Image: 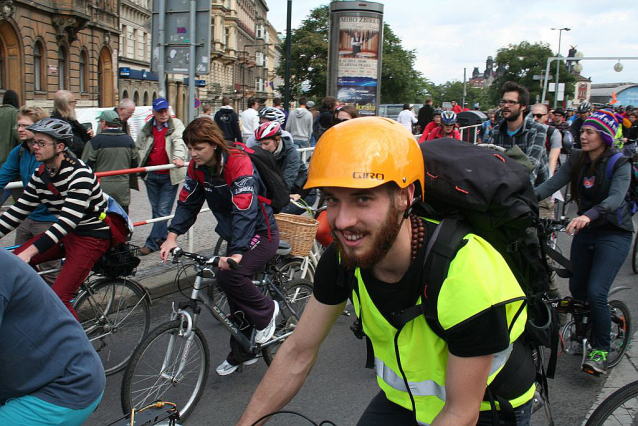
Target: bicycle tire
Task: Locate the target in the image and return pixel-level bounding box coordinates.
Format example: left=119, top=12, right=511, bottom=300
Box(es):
left=73, top=278, right=151, bottom=375
left=277, top=257, right=315, bottom=283
left=121, top=320, right=210, bottom=422
left=262, top=279, right=313, bottom=365
left=585, top=380, right=638, bottom=425
left=608, top=300, right=632, bottom=368
left=632, top=234, right=638, bottom=274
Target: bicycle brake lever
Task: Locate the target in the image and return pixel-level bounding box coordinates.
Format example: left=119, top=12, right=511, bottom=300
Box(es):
left=172, top=247, right=183, bottom=264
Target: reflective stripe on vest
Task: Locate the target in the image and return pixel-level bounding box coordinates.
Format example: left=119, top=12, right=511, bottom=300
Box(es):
left=351, top=233, right=532, bottom=424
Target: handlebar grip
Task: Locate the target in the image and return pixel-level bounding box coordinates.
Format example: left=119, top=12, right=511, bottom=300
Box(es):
left=227, top=258, right=240, bottom=270
left=171, top=247, right=183, bottom=264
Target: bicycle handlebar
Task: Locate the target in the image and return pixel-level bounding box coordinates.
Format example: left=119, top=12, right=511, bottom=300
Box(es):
left=171, top=247, right=240, bottom=270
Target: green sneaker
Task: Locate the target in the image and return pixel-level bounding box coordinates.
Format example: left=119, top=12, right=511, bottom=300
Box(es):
left=582, top=350, right=608, bottom=375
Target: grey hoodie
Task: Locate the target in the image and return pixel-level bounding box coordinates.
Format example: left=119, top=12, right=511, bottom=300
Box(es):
left=285, top=107, right=313, bottom=142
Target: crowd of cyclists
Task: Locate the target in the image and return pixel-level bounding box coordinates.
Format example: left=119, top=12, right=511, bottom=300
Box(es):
left=0, top=79, right=636, bottom=425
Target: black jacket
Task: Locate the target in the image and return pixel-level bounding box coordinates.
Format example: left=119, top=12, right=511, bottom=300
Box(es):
left=418, top=104, right=434, bottom=129
left=51, top=111, right=90, bottom=158
left=214, top=107, right=242, bottom=142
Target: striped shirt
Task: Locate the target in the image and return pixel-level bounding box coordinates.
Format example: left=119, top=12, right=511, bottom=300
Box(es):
left=0, top=153, right=110, bottom=253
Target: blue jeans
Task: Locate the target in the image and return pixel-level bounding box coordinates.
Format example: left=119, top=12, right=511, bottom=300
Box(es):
left=144, top=172, right=178, bottom=250
left=569, top=228, right=632, bottom=352
left=293, top=139, right=310, bottom=149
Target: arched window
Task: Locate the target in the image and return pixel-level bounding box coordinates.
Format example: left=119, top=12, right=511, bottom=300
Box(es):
left=133, top=90, right=139, bottom=105
left=58, top=46, right=68, bottom=90
left=79, top=50, right=88, bottom=93
left=143, top=91, right=149, bottom=105
left=152, top=91, right=157, bottom=101
left=122, top=89, right=129, bottom=99
left=34, top=41, right=44, bottom=91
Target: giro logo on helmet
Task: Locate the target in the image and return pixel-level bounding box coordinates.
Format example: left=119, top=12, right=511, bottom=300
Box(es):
left=352, top=172, right=385, bottom=180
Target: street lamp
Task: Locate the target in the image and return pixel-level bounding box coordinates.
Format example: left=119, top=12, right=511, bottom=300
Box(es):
left=551, top=27, right=570, bottom=108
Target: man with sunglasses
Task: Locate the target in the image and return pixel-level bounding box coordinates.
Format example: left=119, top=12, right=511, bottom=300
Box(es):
left=483, top=81, right=549, bottom=187
left=531, top=104, right=561, bottom=175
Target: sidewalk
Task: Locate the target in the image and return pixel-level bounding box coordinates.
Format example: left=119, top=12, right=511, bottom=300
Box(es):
left=582, top=330, right=638, bottom=424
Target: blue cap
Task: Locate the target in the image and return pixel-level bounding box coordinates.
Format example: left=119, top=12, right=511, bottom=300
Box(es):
left=153, top=97, right=169, bottom=111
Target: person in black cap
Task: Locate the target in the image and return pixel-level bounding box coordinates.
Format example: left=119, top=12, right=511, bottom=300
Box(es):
left=136, top=98, right=187, bottom=255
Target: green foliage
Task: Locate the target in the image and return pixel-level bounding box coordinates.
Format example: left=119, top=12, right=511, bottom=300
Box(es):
left=488, top=41, right=576, bottom=106
left=275, top=5, right=428, bottom=104
left=435, top=81, right=492, bottom=110
left=275, top=5, right=330, bottom=100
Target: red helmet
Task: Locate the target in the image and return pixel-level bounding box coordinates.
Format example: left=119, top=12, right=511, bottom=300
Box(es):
left=255, top=121, right=282, bottom=141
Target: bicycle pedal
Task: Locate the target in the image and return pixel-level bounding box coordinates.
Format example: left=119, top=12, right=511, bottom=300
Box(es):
left=582, top=366, right=602, bottom=377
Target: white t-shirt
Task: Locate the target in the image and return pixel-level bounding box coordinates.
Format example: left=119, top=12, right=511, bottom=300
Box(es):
left=240, top=108, right=260, bottom=139
left=397, top=109, right=417, bottom=132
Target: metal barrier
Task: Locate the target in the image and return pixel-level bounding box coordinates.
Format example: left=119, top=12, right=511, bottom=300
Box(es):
left=3, top=146, right=318, bottom=253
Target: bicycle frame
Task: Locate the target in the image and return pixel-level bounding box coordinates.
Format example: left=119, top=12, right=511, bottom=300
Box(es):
left=164, top=261, right=299, bottom=381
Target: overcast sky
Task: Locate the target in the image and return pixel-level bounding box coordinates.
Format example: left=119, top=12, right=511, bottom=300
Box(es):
left=266, top=0, right=638, bottom=86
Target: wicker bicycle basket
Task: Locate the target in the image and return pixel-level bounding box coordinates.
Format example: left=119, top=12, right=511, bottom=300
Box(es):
left=274, top=213, right=319, bottom=257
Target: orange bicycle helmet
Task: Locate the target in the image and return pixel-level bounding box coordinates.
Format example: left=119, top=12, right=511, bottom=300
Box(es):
left=304, top=117, right=424, bottom=198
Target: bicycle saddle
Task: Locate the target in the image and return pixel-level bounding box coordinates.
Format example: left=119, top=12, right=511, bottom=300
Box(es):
left=277, top=240, right=292, bottom=256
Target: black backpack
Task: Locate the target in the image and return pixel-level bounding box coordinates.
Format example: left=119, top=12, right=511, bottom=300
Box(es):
left=343, top=138, right=571, bottom=422
left=233, top=142, right=290, bottom=213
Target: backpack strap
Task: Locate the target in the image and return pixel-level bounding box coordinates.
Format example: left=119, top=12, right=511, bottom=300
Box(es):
left=390, top=218, right=470, bottom=336
left=38, top=164, right=62, bottom=199
left=605, top=152, right=624, bottom=180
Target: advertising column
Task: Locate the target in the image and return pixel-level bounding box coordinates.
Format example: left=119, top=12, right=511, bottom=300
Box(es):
left=328, top=1, right=383, bottom=116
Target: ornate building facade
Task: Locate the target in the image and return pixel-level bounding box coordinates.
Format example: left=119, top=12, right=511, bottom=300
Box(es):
left=118, top=0, right=157, bottom=106
left=1, top=0, right=119, bottom=109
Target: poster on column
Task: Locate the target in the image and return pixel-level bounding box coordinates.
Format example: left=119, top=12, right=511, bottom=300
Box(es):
left=336, top=16, right=381, bottom=116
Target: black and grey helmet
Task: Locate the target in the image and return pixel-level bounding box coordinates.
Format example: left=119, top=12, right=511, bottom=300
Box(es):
left=27, top=118, right=74, bottom=143
left=577, top=101, right=592, bottom=114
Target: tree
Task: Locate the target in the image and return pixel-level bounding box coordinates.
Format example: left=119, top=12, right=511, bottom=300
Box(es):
left=436, top=81, right=492, bottom=110
left=276, top=6, right=428, bottom=104
left=488, top=41, right=576, bottom=106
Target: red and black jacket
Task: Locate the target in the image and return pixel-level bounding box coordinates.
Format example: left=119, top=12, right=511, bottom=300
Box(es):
left=168, top=149, right=277, bottom=255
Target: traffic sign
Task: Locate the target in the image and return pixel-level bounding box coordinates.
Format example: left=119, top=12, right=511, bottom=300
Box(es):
left=194, top=98, right=200, bottom=109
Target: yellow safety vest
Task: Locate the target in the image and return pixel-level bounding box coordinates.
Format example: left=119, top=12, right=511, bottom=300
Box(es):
left=350, top=233, right=535, bottom=425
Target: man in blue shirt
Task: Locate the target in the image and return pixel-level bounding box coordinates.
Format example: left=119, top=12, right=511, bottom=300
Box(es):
left=0, top=248, right=105, bottom=425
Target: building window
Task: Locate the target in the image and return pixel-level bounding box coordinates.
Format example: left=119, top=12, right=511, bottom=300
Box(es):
left=143, top=91, right=149, bottom=105
left=122, top=90, right=129, bottom=99
left=255, top=51, right=263, bottom=67
left=256, top=24, right=263, bottom=39
left=79, top=50, right=88, bottom=92
left=152, top=91, right=157, bottom=101
left=58, top=46, right=68, bottom=90
left=255, top=77, right=263, bottom=92
left=133, top=90, right=139, bottom=105
left=225, top=28, right=230, bottom=47
left=34, top=41, right=44, bottom=91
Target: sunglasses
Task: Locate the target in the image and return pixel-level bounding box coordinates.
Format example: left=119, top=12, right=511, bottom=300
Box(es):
left=333, top=118, right=349, bottom=124
left=532, top=113, right=546, bottom=119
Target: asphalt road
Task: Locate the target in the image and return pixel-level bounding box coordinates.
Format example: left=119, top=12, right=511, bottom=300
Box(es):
left=85, top=222, right=638, bottom=426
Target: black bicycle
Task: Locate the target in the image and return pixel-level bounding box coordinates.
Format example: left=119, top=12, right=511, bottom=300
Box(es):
left=585, top=379, right=638, bottom=425
left=120, top=245, right=313, bottom=421
left=548, top=288, right=632, bottom=374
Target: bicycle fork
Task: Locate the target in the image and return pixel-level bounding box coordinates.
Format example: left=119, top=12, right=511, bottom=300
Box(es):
left=160, top=304, right=197, bottom=383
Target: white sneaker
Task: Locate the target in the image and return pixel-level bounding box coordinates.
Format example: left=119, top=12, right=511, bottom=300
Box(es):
left=255, top=301, right=279, bottom=344
left=215, top=357, right=259, bottom=376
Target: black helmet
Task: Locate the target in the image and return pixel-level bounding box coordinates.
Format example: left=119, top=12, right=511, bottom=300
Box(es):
left=433, top=109, right=442, bottom=116
left=27, top=118, right=74, bottom=144
left=577, top=101, right=591, bottom=113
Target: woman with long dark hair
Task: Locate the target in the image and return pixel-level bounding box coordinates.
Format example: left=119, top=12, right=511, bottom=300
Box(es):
left=535, top=110, right=633, bottom=375
left=159, top=118, right=280, bottom=376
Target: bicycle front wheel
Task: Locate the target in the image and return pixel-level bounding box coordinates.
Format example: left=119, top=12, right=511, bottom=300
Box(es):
left=585, top=380, right=638, bottom=425
left=608, top=300, right=632, bottom=368
left=73, top=278, right=151, bottom=375
left=278, top=257, right=315, bottom=283
left=262, top=279, right=313, bottom=365
left=121, top=320, right=210, bottom=422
